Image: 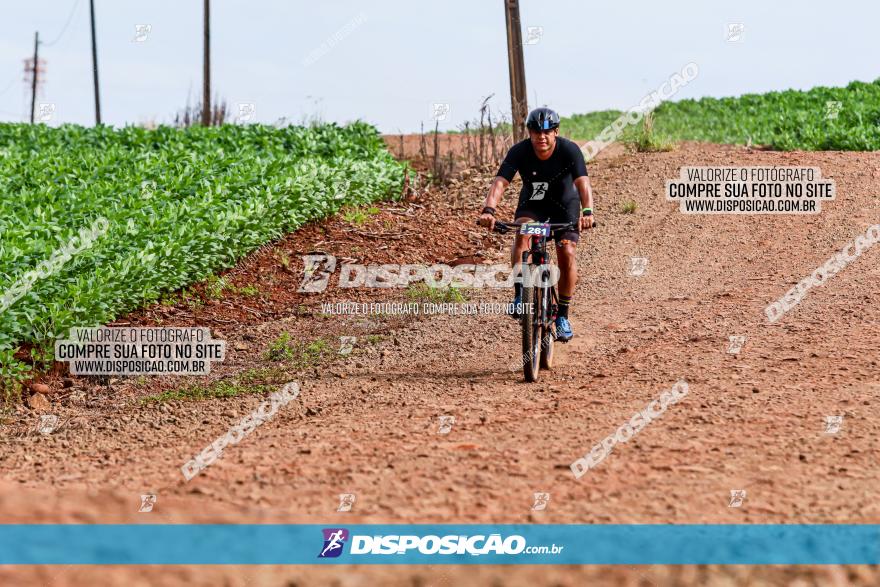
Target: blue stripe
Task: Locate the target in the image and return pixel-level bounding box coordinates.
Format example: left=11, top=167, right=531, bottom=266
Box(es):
left=1, top=524, right=878, bottom=564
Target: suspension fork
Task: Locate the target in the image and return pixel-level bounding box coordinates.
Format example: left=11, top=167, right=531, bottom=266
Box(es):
left=520, top=238, right=546, bottom=289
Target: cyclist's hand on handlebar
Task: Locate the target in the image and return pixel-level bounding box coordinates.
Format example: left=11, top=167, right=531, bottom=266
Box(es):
left=579, top=215, right=596, bottom=231
left=478, top=213, right=496, bottom=232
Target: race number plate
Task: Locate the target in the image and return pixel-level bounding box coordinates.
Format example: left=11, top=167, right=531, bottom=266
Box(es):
left=519, top=223, right=551, bottom=237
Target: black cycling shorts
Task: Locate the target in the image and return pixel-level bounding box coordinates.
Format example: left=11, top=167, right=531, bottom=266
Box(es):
left=514, top=196, right=580, bottom=244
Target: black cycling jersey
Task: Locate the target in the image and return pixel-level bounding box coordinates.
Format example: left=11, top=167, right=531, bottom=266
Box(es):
left=497, top=137, right=588, bottom=243
left=496, top=137, right=588, bottom=206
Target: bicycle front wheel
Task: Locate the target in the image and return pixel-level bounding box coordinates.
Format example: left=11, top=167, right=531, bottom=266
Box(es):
left=521, top=282, right=541, bottom=382
left=540, top=285, right=555, bottom=369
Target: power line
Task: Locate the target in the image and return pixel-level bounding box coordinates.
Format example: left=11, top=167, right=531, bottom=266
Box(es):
left=42, top=0, right=83, bottom=47
left=0, top=76, right=18, bottom=99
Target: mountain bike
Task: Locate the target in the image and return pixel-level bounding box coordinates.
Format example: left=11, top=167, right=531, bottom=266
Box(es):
left=486, top=220, right=594, bottom=382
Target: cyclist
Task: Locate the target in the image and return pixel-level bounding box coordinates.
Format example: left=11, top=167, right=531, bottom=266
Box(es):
left=478, top=107, right=595, bottom=342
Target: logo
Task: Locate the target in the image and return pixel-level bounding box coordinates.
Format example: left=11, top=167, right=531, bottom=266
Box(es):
left=530, top=182, right=548, bottom=201
left=339, top=336, right=356, bottom=355
left=824, top=415, right=843, bottom=434
left=138, top=494, right=157, bottom=512
left=525, top=26, right=543, bottom=45
left=38, top=103, right=55, bottom=122
left=727, top=335, right=746, bottom=355
left=132, top=24, right=152, bottom=42
left=140, top=179, right=157, bottom=200
left=728, top=489, right=746, bottom=508
left=336, top=493, right=357, bottom=512
left=296, top=254, right=551, bottom=292
left=825, top=101, right=842, bottom=120
left=336, top=493, right=356, bottom=512
left=37, top=414, right=58, bottom=435
left=531, top=492, right=550, bottom=511
left=298, top=254, right=337, bottom=292
left=237, top=103, right=256, bottom=123
left=726, top=23, right=744, bottom=42
left=629, top=256, right=648, bottom=276
left=438, top=415, right=455, bottom=434
left=431, top=103, right=450, bottom=121
left=319, top=528, right=349, bottom=558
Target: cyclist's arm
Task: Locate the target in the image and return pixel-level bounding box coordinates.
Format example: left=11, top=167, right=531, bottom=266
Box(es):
left=569, top=140, right=595, bottom=226
left=483, top=176, right=509, bottom=210
left=478, top=177, right=509, bottom=229
left=574, top=176, right=594, bottom=211
left=480, top=145, right=519, bottom=228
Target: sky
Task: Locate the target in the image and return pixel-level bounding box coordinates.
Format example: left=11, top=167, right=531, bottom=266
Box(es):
left=0, top=0, right=876, bottom=133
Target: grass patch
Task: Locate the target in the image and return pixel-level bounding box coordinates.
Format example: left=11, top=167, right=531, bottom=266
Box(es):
left=141, top=379, right=271, bottom=403
left=204, top=275, right=228, bottom=299
left=264, top=333, right=334, bottom=367
left=141, top=362, right=297, bottom=404
left=238, top=366, right=292, bottom=385
left=629, top=113, right=674, bottom=153
left=236, top=284, right=260, bottom=297
left=274, top=250, right=291, bottom=270
left=203, top=275, right=259, bottom=299
left=620, top=200, right=638, bottom=214
left=342, top=205, right=381, bottom=225
left=405, top=283, right=467, bottom=303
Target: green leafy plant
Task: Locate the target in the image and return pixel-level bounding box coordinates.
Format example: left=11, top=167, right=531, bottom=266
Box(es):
left=0, top=349, right=31, bottom=409
left=265, top=332, right=295, bottom=361
left=0, top=121, right=407, bottom=383
left=562, top=78, right=880, bottom=151
left=620, top=200, right=638, bottom=214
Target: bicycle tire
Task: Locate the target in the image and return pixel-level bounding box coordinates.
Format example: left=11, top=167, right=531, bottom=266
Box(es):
left=540, top=284, right=555, bottom=369
left=521, top=282, right=541, bottom=382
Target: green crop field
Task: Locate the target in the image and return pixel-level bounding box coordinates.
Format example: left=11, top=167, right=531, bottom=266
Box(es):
left=0, top=122, right=406, bottom=384
left=562, top=79, right=880, bottom=151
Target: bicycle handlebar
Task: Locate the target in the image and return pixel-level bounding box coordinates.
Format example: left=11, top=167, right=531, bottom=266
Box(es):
left=475, top=219, right=599, bottom=233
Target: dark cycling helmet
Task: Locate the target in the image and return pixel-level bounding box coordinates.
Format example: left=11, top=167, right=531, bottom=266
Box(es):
left=525, top=107, right=560, bottom=131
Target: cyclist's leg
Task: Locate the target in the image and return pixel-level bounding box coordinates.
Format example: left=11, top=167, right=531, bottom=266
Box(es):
left=511, top=203, right=542, bottom=289
left=556, top=239, right=578, bottom=300
left=551, top=196, right=580, bottom=300
left=550, top=198, right=580, bottom=339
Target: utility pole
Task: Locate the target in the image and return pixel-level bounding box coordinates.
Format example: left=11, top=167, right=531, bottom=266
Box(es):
left=503, top=0, right=528, bottom=142
left=201, top=0, right=211, bottom=126
left=89, top=0, right=101, bottom=124
left=29, top=31, right=39, bottom=124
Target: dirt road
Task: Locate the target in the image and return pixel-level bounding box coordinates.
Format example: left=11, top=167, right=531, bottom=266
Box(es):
left=2, top=142, right=879, bottom=586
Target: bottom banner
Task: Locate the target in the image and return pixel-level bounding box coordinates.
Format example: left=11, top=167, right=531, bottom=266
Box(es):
left=1, top=524, right=878, bottom=564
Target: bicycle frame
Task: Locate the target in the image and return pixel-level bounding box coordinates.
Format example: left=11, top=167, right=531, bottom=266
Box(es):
left=489, top=220, right=575, bottom=382
left=520, top=228, right=559, bottom=328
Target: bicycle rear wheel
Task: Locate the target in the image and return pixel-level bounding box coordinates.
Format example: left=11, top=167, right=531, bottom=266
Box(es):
left=521, top=282, right=541, bottom=382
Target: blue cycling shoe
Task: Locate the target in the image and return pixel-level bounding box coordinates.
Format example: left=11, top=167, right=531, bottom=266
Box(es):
left=554, top=316, right=573, bottom=342
left=508, top=294, right=523, bottom=319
